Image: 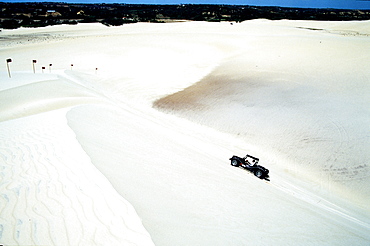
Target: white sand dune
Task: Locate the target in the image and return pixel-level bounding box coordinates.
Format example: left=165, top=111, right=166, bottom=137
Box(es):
left=154, top=20, right=370, bottom=211
left=0, top=109, right=155, bottom=245
left=0, top=21, right=369, bottom=245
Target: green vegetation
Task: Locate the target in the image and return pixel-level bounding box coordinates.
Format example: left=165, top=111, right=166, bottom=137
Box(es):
left=1, top=2, right=369, bottom=29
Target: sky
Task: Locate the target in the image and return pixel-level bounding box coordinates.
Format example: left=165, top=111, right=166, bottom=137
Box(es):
left=5, top=0, right=370, bottom=9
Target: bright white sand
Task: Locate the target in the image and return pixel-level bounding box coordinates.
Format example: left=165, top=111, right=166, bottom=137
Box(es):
left=0, top=20, right=369, bottom=245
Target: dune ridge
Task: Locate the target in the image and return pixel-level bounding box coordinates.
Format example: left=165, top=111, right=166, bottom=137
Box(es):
left=0, top=20, right=369, bottom=245
left=0, top=74, right=106, bottom=122
left=0, top=108, right=155, bottom=245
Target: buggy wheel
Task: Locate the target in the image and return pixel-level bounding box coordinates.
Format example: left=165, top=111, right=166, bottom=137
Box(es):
left=254, top=170, right=263, bottom=178
left=231, top=159, right=239, bottom=167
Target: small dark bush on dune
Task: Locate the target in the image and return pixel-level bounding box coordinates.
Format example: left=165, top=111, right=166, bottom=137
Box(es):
left=0, top=19, right=21, bottom=29
left=101, top=17, right=137, bottom=26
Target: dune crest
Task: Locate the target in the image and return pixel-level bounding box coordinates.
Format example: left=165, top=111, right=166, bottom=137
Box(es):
left=1, top=20, right=369, bottom=245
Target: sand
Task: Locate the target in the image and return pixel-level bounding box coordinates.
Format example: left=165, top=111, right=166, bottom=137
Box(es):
left=0, top=20, right=369, bottom=245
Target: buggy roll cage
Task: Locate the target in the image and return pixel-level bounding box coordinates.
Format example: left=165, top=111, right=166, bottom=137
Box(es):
left=244, top=155, right=259, bottom=164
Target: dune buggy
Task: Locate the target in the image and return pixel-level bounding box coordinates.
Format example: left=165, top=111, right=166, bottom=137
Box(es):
left=229, top=154, right=269, bottom=180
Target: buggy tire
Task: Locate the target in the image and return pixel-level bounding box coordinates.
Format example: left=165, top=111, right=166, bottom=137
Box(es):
left=254, top=170, right=263, bottom=178
left=231, top=159, right=239, bottom=167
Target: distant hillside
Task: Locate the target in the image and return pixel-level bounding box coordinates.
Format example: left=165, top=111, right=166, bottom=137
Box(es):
left=1, top=2, right=369, bottom=29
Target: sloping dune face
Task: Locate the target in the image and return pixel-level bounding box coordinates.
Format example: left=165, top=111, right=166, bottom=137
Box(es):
left=155, top=20, right=370, bottom=210
left=0, top=74, right=155, bottom=244
left=0, top=20, right=369, bottom=246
